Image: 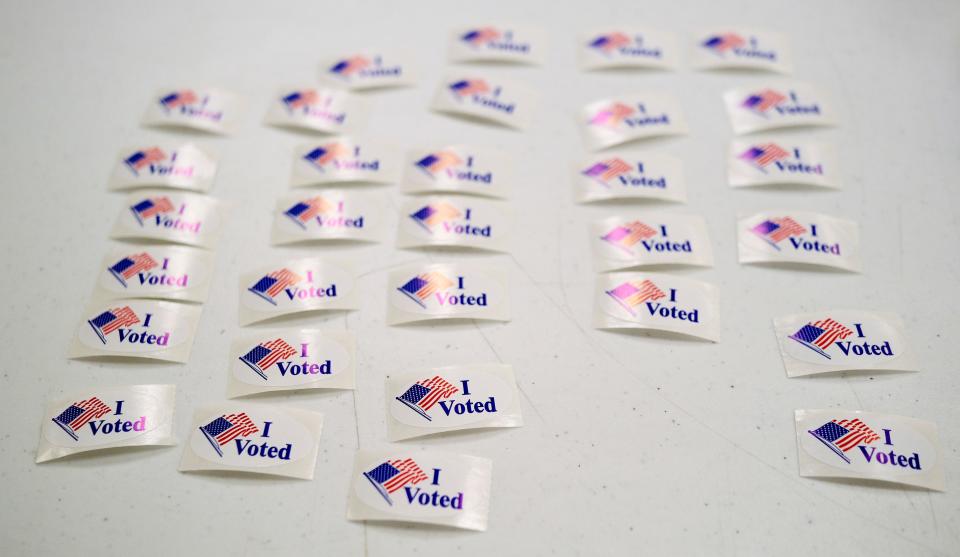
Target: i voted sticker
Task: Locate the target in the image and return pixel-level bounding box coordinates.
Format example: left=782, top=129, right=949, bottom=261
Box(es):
left=397, top=197, right=511, bottom=252
left=265, top=87, right=365, bottom=135
left=691, top=29, right=791, bottom=74
left=448, top=24, right=545, bottom=65
left=319, top=51, right=415, bottom=90
left=290, top=138, right=399, bottom=187
left=724, top=83, right=834, bottom=135
left=387, top=262, right=510, bottom=325
left=402, top=145, right=511, bottom=199
left=795, top=410, right=945, bottom=491
left=347, top=449, right=493, bottom=531
left=108, top=143, right=217, bottom=192
left=69, top=300, right=202, bottom=363
left=592, top=215, right=713, bottom=272
left=594, top=272, right=720, bottom=342
left=431, top=74, right=538, bottom=130
left=179, top=403, right=324, bottom=480
left=228, top=330, right=355, bottom=398
left=36, top=384, right=177, bottom=463
left=580, top=94, right=687, bottom=151
left=575, top=152, right=686, bottom=204
left=94, top=245, right=214, bottom=303
left=111, top=190, right=225, bottom=249
left=738, top=211, right=861, bottom=272
left=579, top=28, right=678, bottom=71
left=143, top=88, right=242, bottom=135
left=387, top=364, right=522, bottom=442
left=239, top=258, right=358, bottom=325
left=729, top=140, right=840, bottom=189
left=271, top=190, right=384, bottom=245
left=774, top=311, right=919, bottom=377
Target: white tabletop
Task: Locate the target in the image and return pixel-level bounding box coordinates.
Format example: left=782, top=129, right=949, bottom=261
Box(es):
left=2, top=1, right=958, bottom=555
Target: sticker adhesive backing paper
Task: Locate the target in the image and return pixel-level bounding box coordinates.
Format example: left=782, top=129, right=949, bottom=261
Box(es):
left=580, top=94, right=687, bottom=151
left=591, top=214, right=714, bottom=272
left=110, top=190, right=225, bottom=249
left=593, top=272, right=720, bottom=341
left=36, top=384, right=177, bottom=463
left=579, top=28, right=678, bottom=71
left=774, top=311, right=919, bottom=377
left=795, top=409, right=945, bottom=491
left=239, top=258, right=358, bottom=325
left=179, top=403, right=324, bottom=480
left=575, top=152, right=687, bottom=204
left=94, top=245, right=215, bottom=303
left=729, top=140, right=840, bottom=189
left=347, top=449, right=493, bottom=531
left=397, top=196, right=512, bottom=252
left=402, top=145, right=511, bottom=199
left=387, top=262, right=511, bottom=325
left=108, top=143, right=217, bottom=192
left=738, top=210, right=861, bottom=272
left=142, top=88, right=242, bottom=135
left=724, top=82, right=834, bottom=134
left=431, top=74, right=538, bottom=130
left=386, top=364, right=523, bottom=441
left=271, top=190, right=385, bottom=245
left=228, top=329, right=356, bottom=398
left=69, top=300, right=202, bottom=363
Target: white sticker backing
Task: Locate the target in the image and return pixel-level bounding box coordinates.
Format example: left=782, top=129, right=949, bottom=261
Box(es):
left=691, top=30, right=792, bottom=74
left=142, top=88, right=242, bottom=135
left=729, top=140, right=840, bottom=189
left=431, top=74, right=538, bottom=130
left=592, top=215, right=713, bottom=272
left=179, top=403, right=324, bottom=480
left=448, top=25, right=545, bottom=65
left=94, top=245, right=215, bottom=303
left=397, top=197, right=511, bottom=253
left=575, top=152, right=686, bottom=204
left=387, top=364, right=523, bottom=442
left=110, top=190, right=225, bottom=249
left=579, top=28, right=678, bottom=71
left=795, top=409, right=945, bottom=491
left=402, top=145, right=511, bottom=199
left=348, top=449, right=493, bottom=531
left=580, top=94, right=687, bottom=151
left=594, top=272, right=720, bottom=342
left=108, top=143, right=217, bottom=192
left=228, top=329, right=356, bottom=398
left=290, top=138, right=399, bottom=187
left=319, top=51, right=416, bottom=90
left=271, top=190, right=384, bottom=245
left=36, top=384, right=177, bottom=463
left=724, top=83, right=835, bottom=135
left=387, top=262, right=511, bottom=325
left=68, top=300, right=202, bottom=363
left=265, top=87, right=365, bottom=135
left=239, top=258, right=358, bottom=325
left=773, top=311, right=919, bottom=377
left=738, top=211, right=861, bottom=272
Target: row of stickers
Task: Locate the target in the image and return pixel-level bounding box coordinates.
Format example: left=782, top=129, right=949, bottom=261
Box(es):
left=140, top=82, right=831, bottom=137
left=110, top=139, right=838, bottom=198
left=36, top=383, right=945, bottom=534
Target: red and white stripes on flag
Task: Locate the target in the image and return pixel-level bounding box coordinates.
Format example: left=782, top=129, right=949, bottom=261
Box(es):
left=832, top=418, right=880, bottom=452
left=416, top=376, right=459, bottom=411
left=767, top=217, right=806, bottom=242
left=69, top=397, right=112, bottom=430
left=215, top=413, right=259, bottom=446
left=810, top=318, right=853, bottom=349
left=382, top=458, right=429, bottom=493
left=265, top=269, right=303, bottom=297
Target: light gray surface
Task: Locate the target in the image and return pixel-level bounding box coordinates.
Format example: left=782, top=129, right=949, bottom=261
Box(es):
left=2, top=1, right=958, bottom=555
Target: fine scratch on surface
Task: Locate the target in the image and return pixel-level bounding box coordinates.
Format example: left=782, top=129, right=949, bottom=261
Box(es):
left=472, top=320, right=545, bottom=423
left=346, top=312, right=368, bottom=557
